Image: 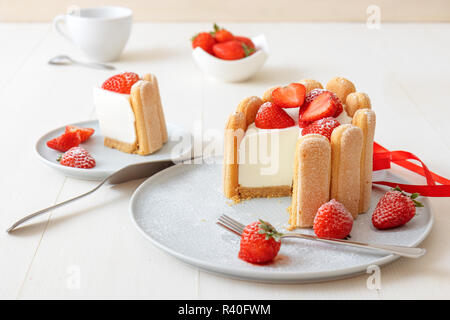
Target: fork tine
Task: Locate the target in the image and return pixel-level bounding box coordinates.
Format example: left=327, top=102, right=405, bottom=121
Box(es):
left=219, top=215, right=245, bottom=233
left=221, top=214, right=246, bottom=231
left=216, top=221, right=242, bottom=236
left=218, top=216, right=245, bottom=235
left=218, top=217, right=243, bottom=234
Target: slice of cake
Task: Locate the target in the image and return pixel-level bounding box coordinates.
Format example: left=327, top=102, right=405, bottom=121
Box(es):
left=223, top=76, right=376, bottom=229
left=94, top=72, right=168, bottom=155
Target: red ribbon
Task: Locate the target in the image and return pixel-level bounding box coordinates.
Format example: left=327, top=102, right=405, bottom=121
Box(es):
left=372, top=142, right=450, bottom=196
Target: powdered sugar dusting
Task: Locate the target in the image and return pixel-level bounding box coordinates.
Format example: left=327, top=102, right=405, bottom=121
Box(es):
left=131, top=162, right=432, bottom=282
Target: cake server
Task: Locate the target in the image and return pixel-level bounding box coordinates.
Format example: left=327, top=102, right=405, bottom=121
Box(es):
left=217, top=214, right=426, bottom=259
left=6, top=158, right=195, bottom=233
left=48, top=55, right=116, bottom=70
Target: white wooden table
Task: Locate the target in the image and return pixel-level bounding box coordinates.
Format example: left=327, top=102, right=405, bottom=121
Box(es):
left=1, top=22, right=449, bottom=299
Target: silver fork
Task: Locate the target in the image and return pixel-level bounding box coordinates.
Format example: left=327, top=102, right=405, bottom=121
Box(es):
left=217, top=214, right=426, bottom=258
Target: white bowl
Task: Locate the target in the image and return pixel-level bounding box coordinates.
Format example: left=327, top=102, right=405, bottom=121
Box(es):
left=192, top=34, right=269, bottom=82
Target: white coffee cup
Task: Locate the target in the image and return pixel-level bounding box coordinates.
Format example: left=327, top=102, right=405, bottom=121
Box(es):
left=53, top=6, right=133, bottom=62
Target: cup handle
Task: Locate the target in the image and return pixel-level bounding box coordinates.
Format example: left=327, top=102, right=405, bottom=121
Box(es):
left=53, top=14, right=73, bottom=43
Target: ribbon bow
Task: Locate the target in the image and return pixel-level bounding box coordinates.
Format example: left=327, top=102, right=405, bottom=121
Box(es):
left=372, top=142, right=450, bottom=197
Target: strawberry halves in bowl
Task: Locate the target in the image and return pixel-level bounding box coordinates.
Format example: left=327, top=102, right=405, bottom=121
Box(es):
left=192, top=34, right=269, bottom=82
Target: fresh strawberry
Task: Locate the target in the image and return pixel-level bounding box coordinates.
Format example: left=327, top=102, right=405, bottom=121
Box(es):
left=235, top=36, right=255, bottom=49
left=304, top=89, right=343, bottom=117
left=271, top=83, right=306, bottom=108
left=212, top=40, right=254, bottom=60
left=57, top=146, right=96, bottom=169
left=313, top=199, right=354, bottom=239
left=255, top=102, right=295, bottom=129
left=65, top=125, right=95, bottom=143
left=212, top=23, right=234, bottom=43
left=192, top=32, right=216, bottom=55
left=239, top=220, right=282, bottom=264
left=372, top=186, right=423, bottom=230
left=300, top=91, right=339, bottom=122
left=302, top=117, right=340, bottom=140
left=46, top=131, right=81, bottom=152
left=101, top=72, right=140, bottom=94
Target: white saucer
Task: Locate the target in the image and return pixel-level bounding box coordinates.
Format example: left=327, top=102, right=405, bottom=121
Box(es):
left=36, top=120, right=192, bottom=181
left=130, top=162, right=433, bottom=283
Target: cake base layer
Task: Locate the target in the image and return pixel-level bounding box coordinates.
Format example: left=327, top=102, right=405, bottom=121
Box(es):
left=238, top=185, right=292, bottom=199
left=104, top=137, right=137, bottom=154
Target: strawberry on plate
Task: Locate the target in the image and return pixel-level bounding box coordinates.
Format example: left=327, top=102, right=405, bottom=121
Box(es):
left=46, top=131, right=81, bottom=152
left=300, top=90, right=340, bottom=122
left=212, top=23, right=234, bottom=43
left=212, top=40, right=255, bottom=60
left=302, top=117, right=340, bottom=141
left=234, top=36, right=255, bottom=49
left=65, top=125, right=95, bottom=143
left=192, top=32, right=216, bottom=55
left=255, top=102, right=295, bottom=129
left=239, top=219, right=282, bottom=264
left=101, top=72, right=140, bottom=94
left=313, top=199, right=353, bottom=239
left=57, top=146, right=96, bottom=169
left=372, top=186, right=423, bottom=230
left=271, top=83, right=306, bottom=108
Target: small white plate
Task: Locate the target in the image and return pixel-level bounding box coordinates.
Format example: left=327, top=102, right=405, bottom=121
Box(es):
left=36, top=120, right=192, bottom=181
left=130, top=162, right=433, bottom=283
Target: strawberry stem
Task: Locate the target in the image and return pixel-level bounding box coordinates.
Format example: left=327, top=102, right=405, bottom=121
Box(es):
left=257, top=219, right=283, bottom=241
left=242, top=43, right=255, bottom=57
left=393, top=186, right=424, bottom=207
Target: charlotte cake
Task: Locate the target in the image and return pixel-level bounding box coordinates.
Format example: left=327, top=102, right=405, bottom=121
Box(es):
left=223, top=76, right=376, bottom=229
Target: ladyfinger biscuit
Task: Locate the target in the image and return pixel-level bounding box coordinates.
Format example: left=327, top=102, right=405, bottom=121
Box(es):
left=299, top=79, right=323, bottom=94
left=141, top=73, right=168, bottom=143
left=330, top=124, right=363, bottom=219
left=223, top=112, right=246, bottom=199
left=289, top=134, right=331, bottom=229
left=326, top=77, right=356, bottom=105
left=352, top=109, right=376, bottom=213
left=262, top=86, right=280, bottom=102
left=236, top=96, right=263, bottom=128
left=346, top=92, right=371, bottom=117
left=130, top=81, right=165, bottom=155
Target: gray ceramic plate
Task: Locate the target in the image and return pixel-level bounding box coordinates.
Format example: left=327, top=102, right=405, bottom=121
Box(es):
left=130, top=163, right=433, bottom=283
left=36, top=120, right=192, bottom=181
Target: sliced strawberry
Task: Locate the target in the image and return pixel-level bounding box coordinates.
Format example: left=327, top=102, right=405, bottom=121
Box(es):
left=255, top=102, right=295, bottom=129
left=298, top=105, right=311, bottom=128
left=302, top=117, right=340, bottom=141
left=101, top=72, right=139, bottom=94
left=271, top=83, right=306, bottom=109
left=47, top=131, right=81, bottom=152
left=304, top=88, right=343, bottom=118
left=300, top=91, right=338, bottom=122
left=65, top=125, right=95, bottom=143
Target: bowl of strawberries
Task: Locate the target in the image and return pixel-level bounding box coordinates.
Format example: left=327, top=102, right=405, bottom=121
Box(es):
left=191, top=24, right=268, bottom=82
